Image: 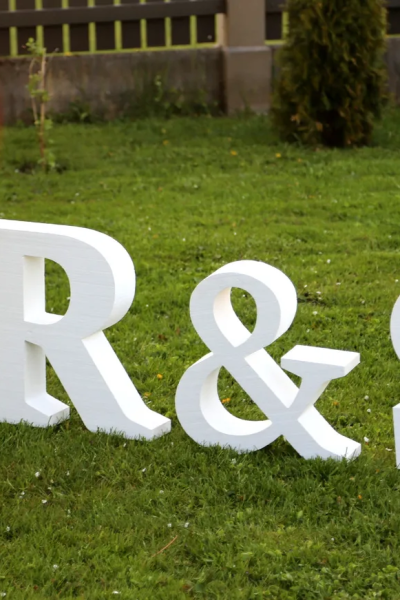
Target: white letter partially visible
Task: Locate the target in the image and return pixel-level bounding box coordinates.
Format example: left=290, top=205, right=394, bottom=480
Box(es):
left=0, top=219, right=171, bottom=440
left=391, top=297, right=400, bottom=467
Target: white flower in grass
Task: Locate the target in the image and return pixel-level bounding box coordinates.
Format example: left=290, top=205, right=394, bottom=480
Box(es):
left=184, top=522, right=190, bottom=528
left=364, top=437, right=370, bottom=443
left=112, top=592, right=121, bottom=595
left=167, top=523, right=172, bottom=528
left=141, top=468, right=146, bottom=473
left=42, top=499, right=47, bottom=504
left=367, top=409, right=371, bottom=414
left=386, top=448, right=393, bottom=452
left=364, top=396, right=369, bottom=400
left=6, top=526, right=10, bottom=532
left=313, top=311, right=318, bottom=316
left=327, top=259, right=331, bottom=264
left=35, top=472, right=41, bottom=478
left=53, top=564, right=59, bottom=570
left=159, top=490, right=164, bottom=494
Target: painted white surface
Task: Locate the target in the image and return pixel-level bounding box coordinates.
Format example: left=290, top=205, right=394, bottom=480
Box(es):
left=390, top=298, right=400, bottom=467
left=0, top=219, right=170, bottom=439
left=176, top=260, right=361, bottom=460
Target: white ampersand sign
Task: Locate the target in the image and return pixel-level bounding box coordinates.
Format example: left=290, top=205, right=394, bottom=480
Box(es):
left=176, top=261, right=361, bottom=460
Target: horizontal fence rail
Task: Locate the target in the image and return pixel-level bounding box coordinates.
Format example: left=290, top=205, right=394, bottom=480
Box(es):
left=264, top=0, right=400, bottom=41
left=0, top=0, right=225, bottom=56
left=0, top=0, right=225, bottom=27
left=0, top=0, right=400, bottom=57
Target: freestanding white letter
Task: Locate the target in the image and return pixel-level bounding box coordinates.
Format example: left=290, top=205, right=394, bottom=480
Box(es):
left=0, top=219, right=170, bottom=439
left=391, top=297, right=400, bottom=467
left=176, top=261, right=361, bottom=460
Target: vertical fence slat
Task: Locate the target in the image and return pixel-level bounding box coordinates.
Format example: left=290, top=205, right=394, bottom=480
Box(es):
left=170, top=0, right=190, bottom=46
left=69, top=0, right=89, bottom=51
left=146, top=0, right=165, bottom=47
left=0, top=0, right=10, bottom=57
left=43, top=0, right=63, bottom=53
left=95, top=0, right=115, bottom=50
left=16, top=0, right=36, bottom=54
left=388, top=8, right=400, bottom=35
left=197, top=15, right=215, bottom=43
left=121, top=0, right=140, bottom=48
left=266, top=11, right=282, bottom=41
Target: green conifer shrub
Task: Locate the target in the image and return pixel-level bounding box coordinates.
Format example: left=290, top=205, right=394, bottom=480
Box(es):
left=271, top=0, right=387, bottom=147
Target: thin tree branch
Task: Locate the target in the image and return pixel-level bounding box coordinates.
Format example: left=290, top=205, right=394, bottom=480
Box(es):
left=150, top=535, right=178, bottom=558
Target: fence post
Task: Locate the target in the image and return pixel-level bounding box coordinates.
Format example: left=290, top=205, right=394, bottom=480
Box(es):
left=219, top=0, right=271, bottom=115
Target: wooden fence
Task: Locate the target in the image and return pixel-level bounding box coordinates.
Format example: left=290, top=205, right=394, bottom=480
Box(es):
left=0, top=0, right=400, bottom=57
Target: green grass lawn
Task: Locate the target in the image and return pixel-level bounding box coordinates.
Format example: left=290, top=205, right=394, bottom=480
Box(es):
left=2, top=112, right=400, bottom=599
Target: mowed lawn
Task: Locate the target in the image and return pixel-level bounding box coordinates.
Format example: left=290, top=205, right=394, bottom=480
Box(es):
left=1, top=112, right=400, bottom=599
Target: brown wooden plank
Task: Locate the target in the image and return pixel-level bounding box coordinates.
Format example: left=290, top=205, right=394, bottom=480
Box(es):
left=171, top=16, right=190, bottom=45
left=388, top=8, right=400, bottom=34
left=1, top=1, right=226, bottom=28
left=197, top=14, right=215, bottom=43
left=0, top=29, right=10, bottom=57
left=95, top=0, right=115, bottom=50
left=43, top=0, right=63, bottom=53
left=0, top=0, right=10, bottom=57
left=121, top=0, right=140, bottom=48
left=146, top=0, right=165, bottom=47
left=16, top=0, right=36, bottom=55
left=266, top=0, right=285, bottom=13
left=121, top=20, right=140, bottom=48
left=69, top=0, right=89, bottom=52
left=170, top=0, right=190, bottom=46
left=266, top=12, right=282, bottom=40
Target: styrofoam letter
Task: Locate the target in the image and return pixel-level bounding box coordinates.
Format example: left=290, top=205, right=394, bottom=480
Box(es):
left=0, top=219, right=170, bottom=439
left=390, top=297, right=400, bottom=467
left=176, top=261, right=361, bottom=459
